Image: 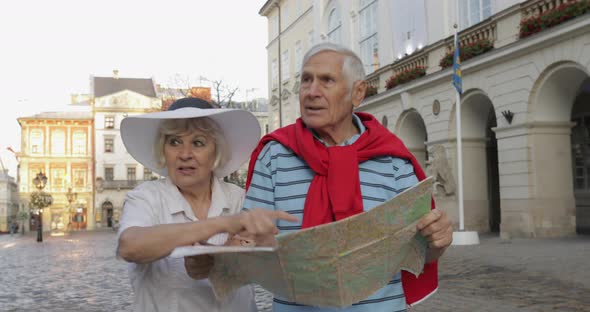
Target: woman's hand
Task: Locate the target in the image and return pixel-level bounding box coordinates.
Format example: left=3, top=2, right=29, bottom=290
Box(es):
left=184, top=254, right=214, bottom=280
left=225, top=232, right=277, bottom=247
left=223, top=208, right=299, bottom=237
left=185, top=209, right=298, bottom=280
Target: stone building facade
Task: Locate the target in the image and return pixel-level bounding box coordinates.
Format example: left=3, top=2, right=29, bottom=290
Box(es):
left=91, top=71, right=161, bottom=229
left=260, top=0, right=590, bottom=237
left=17, top=112, right=94, bottom=233
left=0, top=169, right=19, bottom=232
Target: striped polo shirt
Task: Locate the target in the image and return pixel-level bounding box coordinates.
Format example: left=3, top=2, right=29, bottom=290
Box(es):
left=243, top=114, right=418, bottom=312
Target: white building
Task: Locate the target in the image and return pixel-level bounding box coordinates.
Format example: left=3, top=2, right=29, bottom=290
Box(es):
left=91, top=71, right=161, bottom=229
left=0, top=168, right=19, bottom=233
left=221, top=97, right=270, bottom=186
left=260, top=0, right=590, bottom=237
left=246, top=97, right=271, bottom=136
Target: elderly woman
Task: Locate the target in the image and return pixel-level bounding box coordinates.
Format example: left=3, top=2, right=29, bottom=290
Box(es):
left=117, top=98, right=297, bottom=312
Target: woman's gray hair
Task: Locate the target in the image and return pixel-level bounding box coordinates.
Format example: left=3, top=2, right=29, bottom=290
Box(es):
left=154, top=117, right=229, bottom=171
left=301, top=42, right=366, bottom=89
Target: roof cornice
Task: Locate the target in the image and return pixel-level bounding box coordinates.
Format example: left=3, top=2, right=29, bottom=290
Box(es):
left=259, top=0, right=277, bottom=16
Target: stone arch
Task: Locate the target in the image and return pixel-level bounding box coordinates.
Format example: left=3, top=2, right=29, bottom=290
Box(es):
left=450, top=89, right=496, bottom=139
left=449, top=88, right=499, bottom=233
left=529, top=61, right=589, bottom=122
left=528, top=61, right=590, bottom=234
left=395, top=108, right=427, bottom=169
left=517, top=61, right=589, bottom=236
left=101, top=200, right=114, bottom=228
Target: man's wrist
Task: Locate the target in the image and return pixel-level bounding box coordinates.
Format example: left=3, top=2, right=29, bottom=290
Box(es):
left=425, top=246, right=447, bottom=263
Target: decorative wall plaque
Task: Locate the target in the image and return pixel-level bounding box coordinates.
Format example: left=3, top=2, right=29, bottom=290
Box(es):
left=432, top=99, right=440, bottom=116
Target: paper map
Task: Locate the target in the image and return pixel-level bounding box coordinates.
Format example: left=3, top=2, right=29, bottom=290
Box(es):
left=170, top=177, right=432, bottom=308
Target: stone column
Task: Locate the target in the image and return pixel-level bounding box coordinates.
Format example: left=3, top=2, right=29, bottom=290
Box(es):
left=460, top=138, right=490, bottom=232
left=427, top=138, right=491, bottom=233
left=495, top=122, right=576, bottom=238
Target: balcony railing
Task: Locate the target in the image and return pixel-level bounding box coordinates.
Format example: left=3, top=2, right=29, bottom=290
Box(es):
left=521, top=0, right=579, bottom=19
left=365, top=50, right=428, bottom=92
left=366, top=74, right=380, bottom=92
left=364, top=2, right=507, bottom=95
left=445, top=19, right=497, bottom=52
left=392, top=52, right=428, bottom=76
left=101, top=180, right=139, bottom=190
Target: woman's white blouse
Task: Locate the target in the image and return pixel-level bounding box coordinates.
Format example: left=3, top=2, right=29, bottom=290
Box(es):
left=117, top=177, right=257, bottom=312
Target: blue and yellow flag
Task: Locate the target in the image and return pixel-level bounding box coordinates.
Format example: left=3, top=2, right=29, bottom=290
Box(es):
left=452, top=38, right=462, bottom=94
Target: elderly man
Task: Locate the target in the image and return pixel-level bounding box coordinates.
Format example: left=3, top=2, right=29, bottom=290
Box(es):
left=244, top=42, right=453, bottom=311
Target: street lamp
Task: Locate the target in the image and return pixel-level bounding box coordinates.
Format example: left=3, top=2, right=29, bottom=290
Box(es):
left=65, top=187, right=77, bottom=232
left=31, top=171, right=52, bottom=242
left=33, top=171, right=47, bottom=191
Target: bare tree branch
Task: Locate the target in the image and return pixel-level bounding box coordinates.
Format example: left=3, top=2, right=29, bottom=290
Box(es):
left=212, top=80, right=224, bottom=106
left=225, top=86, right=239, bottom=108
left=212, top=80, right=239, bottom=108
left=168, top=74, right=191, bottom=96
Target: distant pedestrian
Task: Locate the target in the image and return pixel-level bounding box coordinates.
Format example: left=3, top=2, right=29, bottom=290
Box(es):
left=9, top=221, right=16, bottom=236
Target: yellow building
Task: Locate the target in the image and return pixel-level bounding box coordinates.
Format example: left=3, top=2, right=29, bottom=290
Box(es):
left=17, top=112, right=94, bottom=233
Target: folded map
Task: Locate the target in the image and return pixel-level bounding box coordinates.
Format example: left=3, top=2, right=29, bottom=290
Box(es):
left=170, top=177, right=433, bottom=308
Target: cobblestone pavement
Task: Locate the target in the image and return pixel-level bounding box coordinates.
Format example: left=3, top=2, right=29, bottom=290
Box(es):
left=410, top=234, right=590, bottom=312
left=0, top=231, right=588, bottom=312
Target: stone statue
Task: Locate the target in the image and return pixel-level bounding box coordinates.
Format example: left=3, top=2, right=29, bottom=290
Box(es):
left=425, top=145, right=456, bottom=196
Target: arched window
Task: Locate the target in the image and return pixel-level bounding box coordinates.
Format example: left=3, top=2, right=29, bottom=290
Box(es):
left=359, top=0, right=379, bottom=73
left=327, top=8, right=341, bottom=44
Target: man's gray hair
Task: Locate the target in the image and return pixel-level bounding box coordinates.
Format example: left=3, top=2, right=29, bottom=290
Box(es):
left=301, top=42, right=366, bottom=89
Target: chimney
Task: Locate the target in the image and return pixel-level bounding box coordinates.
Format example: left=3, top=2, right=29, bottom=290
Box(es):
left=113, top=69, right=119, bottom=79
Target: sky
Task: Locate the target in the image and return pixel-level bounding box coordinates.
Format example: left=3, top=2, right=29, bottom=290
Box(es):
left=0, top=0, right=269, bottom=177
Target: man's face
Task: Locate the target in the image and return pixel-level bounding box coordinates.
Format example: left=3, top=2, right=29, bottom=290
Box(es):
left=299, top=51, right=354, bottom=132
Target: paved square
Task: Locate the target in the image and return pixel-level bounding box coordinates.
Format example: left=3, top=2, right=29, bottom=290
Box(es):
left=0, top=231, right=588, bottom=311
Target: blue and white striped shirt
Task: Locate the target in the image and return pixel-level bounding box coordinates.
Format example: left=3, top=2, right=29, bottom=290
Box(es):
left=243, top=115, right=418, bottom=312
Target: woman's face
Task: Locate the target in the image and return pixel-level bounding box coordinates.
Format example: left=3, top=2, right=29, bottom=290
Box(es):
left=163, top=128, right=216, bottom=191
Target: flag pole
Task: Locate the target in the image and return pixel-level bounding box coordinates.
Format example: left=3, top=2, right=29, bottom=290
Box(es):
left=454, top=28, right=465, bottom=232
left=451, top=0, right=479, bottom=245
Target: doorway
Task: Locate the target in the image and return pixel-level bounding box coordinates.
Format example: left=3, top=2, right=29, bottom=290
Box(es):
left=486, top=108, right=500, bottom=232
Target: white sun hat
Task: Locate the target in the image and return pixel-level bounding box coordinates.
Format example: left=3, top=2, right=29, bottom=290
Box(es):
left=120, top=98, right=261, bottom=178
